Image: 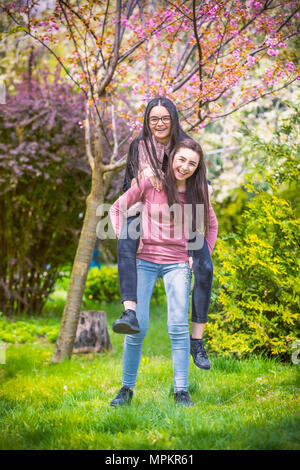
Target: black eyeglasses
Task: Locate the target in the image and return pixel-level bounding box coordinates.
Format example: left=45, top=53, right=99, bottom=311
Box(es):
left=149, top=116, right=171, bottom=125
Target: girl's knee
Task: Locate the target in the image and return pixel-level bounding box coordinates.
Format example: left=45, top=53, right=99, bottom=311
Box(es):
left=126, top=328, right=148, bottom=344
left=194, top=259, right=213, bottom=278
left=167, top=323, right=189, bottom=337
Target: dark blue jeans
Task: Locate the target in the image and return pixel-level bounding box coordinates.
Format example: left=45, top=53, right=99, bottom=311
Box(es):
left=117, top=216, right=213, bottom=323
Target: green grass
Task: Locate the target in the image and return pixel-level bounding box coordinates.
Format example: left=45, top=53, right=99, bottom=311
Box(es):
left=0, top=292, right=299, bottom=450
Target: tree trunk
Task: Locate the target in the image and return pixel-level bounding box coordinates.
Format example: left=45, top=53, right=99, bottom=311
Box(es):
left=51, top=191, right=103, bottom=363
left=73, top=310, right=112, bottom=353
left=52, top=117, right=104, bottom=363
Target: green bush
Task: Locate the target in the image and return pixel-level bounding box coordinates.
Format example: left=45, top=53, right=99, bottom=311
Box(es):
left=84, top=267, right=166, bottom=304
left=0, top=319, right=59, bottom=344
left=205, top=106, right=300, bottom=359
left=0, top=70, right=90, bottom=316
left=213, top=187, right=249, bottom=236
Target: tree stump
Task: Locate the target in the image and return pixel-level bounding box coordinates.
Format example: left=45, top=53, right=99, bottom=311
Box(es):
left=73, top=310, right=113, bottom=353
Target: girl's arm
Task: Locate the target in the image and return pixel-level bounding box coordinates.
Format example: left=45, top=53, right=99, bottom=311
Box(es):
left=205, top=203, right=218, bottom=254
left=109, top=178, right=147, bottom=238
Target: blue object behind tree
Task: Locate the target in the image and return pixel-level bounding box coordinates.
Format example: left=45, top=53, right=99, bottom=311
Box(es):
left=89, top=246, right=101, bottom=270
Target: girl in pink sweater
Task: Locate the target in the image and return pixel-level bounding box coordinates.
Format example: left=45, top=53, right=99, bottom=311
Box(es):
left=109, top=139, right=217, bottom=407
left=113, top=97, right=218, bottom=372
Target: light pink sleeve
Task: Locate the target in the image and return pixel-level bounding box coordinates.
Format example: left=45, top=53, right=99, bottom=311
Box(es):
left=109, top=178, right=146, bottom=238
left=205, top=203, right=218, bottom=254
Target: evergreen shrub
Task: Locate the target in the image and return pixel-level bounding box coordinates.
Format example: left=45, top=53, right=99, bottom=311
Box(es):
left=84, top=267, right=165, bottom=304
left=206, top=106, right=300, bottom=359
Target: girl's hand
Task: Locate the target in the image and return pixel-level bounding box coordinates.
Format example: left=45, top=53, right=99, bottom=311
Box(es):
left=141, top=167, right=163, bottom=192
left=189, top=256, right=193, bottom=273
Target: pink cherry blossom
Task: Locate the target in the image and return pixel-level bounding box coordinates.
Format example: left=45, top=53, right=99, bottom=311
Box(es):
left=285, top=62, right=295, bottom=73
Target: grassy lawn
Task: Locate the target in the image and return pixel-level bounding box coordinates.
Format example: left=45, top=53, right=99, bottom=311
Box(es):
left=0, top=292, right=299, bottom=450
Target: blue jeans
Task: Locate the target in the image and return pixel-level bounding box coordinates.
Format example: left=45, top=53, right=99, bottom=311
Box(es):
left=122, top=259, right=191, bottom=391
left=117, top=216, right=213, bottom=323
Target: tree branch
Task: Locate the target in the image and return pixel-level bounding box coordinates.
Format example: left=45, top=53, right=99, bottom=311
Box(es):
left=117, top=12, right=186, bottom=64
left=208, top=78, right=299, bottom=120
left=176, top=43, right=197, bottom=76
left=98, top=0, right=122, bottom=95
left=1, top=6, right=87, bottom=96
left=84, top=94, right=95, bottom=171
left=192, top=0, right=202, bottom=94
left=100, top=153, right=128, bottom=173
left=173, top=0, right=277, bottom=92
left=110, top=101, right=119, bottom=162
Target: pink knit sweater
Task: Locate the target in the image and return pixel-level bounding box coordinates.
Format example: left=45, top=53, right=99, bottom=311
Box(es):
left=109, top=177, right=218, bottom=264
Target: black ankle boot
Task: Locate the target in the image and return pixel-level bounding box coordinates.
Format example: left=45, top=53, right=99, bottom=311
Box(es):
left=110, top=386, right=133, bottom=406
left=190, top=336, right=211, bottom=370
left=174, top=390, right=194, bottom=407
left=112, top=309, right=140, bottom=334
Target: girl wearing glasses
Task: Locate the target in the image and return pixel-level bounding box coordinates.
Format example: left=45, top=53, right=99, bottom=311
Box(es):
left=112, top=97, right=218, bottom=372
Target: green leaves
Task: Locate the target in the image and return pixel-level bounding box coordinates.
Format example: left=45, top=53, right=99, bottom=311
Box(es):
left=206, top=107, right=300, bottom=359
left=84, top=266, right=165, bottom=304
left=0, top=319, right=59, bottom=344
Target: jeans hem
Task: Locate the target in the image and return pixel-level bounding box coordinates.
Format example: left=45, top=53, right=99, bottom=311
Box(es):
left=191, top=317, right=208, bottom=324
left=121, top=297, right=137, bottom=304
left=122, top=383, right=135, bottom=389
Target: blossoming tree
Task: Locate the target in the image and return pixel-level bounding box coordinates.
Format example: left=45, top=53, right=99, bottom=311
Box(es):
left=1, top=0, right=299, bottom=362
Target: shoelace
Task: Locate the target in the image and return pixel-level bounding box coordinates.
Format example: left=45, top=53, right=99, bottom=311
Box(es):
left=117, top=387, right=130, bottom=398
left=175, top=391, right=189, bottom=398
left=195, top=342, right=208, bottom=358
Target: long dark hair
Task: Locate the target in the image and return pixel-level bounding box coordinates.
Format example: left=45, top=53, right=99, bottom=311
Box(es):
left=164, top=138, right=210, bottom=234
left=124, top=97, right=189, bottom=183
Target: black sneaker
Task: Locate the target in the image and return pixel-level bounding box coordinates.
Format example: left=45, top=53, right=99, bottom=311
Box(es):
left=174, top=391, right=194, bottom=407
left=110, top=386, right=133, bottom=407
left=112, top=309, right=140, bottom=334
left=190, top=337, right=211, bottom=370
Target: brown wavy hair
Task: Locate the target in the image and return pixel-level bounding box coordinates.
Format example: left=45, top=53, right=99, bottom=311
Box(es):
left=163, top=138, right=209, bottom=234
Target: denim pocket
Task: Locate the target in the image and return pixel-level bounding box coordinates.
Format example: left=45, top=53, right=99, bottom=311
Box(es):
left=177, top=262, right=189, bottom=268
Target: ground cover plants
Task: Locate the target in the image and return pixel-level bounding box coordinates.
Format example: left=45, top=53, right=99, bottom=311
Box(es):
left=0, top=295, right=299, bottom=450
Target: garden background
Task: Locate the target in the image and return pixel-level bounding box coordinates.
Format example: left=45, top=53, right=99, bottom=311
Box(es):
left=0, top=0, right=299, bottom=451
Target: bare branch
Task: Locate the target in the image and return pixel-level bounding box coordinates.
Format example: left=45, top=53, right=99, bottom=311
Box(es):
left=160, top=16, right=184, bottom=85
left=176, top=43, right=197, bottom=76
left=59, top=1, right=87, bottom=76
left=208, top=78, right=299, bottom=120
left=84, top=94, right=95, bottom=171
left=59, top=0, right=100, bottom=52
left=100, top=153, right=128, bottom=173
left=192, top=0, right=202, bottom=94
left=98, top=0, right=122, bottom=95
left=137, top=0, right=150, bottom=88
left=209, top=0, right=233, bottom=80
left=276, top=6, right=300, bottom=32
left=173, top=0, right=278, bottom=92
left=96, top=0, right=110, bottom=68
left=117, top=12, right=187, bottom=65
left=119, top=0, right=139, bottom=44
left=1, top=6, right=86, bottom=96
left=110, top=102, right=119, bottom=162
left=164, top=0, right=192, bottom=20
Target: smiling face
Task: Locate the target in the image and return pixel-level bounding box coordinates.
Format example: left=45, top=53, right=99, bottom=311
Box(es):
left=148, top=105, right=172, bottom=144
left=172, top=147, right=200, bottom=190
